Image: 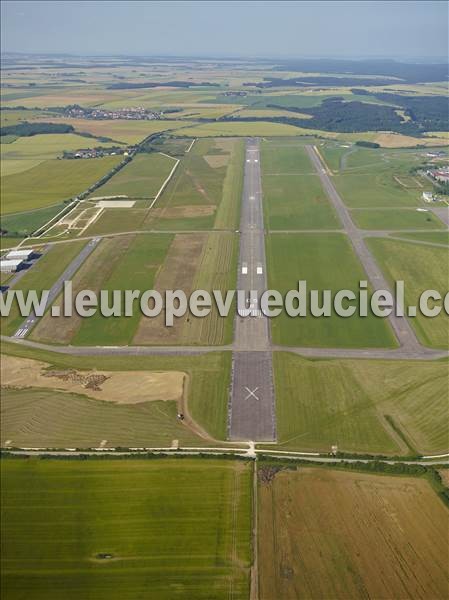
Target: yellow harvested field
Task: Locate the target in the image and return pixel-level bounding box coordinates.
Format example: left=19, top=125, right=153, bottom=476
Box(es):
left=374, top=132, right=449, bottom=148
left=237, top=108, right=313, bottom=119
left=203, top=154, right=229, bottom=168
left=33, top=117, right=188, bottom=144
left=1, top=355, right=185, bottom=404
left=0, top=158, right=44, bottom=177
left=1, top=89, right=136, bottom=109
left=154, top=205, right=216, bottom=218
left=438, top=470, right=449, bottom=487
left=178, top=121, right=312, bottom=138
left=259, top=467, right=449, bottom=600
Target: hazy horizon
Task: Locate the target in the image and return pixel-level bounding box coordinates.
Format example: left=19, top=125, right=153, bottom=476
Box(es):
left=1, top=1, right=448, bottom=60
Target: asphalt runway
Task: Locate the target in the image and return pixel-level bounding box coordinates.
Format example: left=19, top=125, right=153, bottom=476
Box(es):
left=228, top=139, right=276, bottom=442
left=13, top=238, right=101, bottom=339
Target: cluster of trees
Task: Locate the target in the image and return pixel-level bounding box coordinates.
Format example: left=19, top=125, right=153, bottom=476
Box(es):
left=352, top=90, right=448, bottom=131
left=244, top=76, right=396, bottom=88
left=271, top=58, right=448, bottom=84
left=0, top=121, right=74, bottom=138
left=355, top=140, right=380, bottom=148
left=222, top=95, right=447, bottom=136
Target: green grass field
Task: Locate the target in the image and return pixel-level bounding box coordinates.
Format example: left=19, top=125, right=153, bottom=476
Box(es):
left=83, top=208, right=149, bottom=235
left=261, top=141, right=340, bottom=230
left=367, top=238, right=449, bottom=349
left=350, top=208, right=445, bottom=230
left=73, top=234, right=173, bottom=346
left=332, top=148, right=426, bottom=208
left=1, top=458, right=252, bottom=600
left=266, top=233, right=396, bottom=348
left=272, top=352, right=449, bottom=455
left=1, top=156, right=121, bottom=214
left=318, top=141, right=354, bottom=173
left=214, top=139, right=245, bottom=229
left=261, top=140, right=316, bottom=174
left=0, top=237, right=25, bottom=250
left=333, top=172, right=421, bottom=208
left=263, top=174, right=340, bottom=230
left=90, top=152, right=176, bottom=198
left=0, top=240, right=86, bottom=336
left=392, top=231, right=449, bottom=246
left=1, top=203, right=66, bottom=236
left=184, top=233, right=238, bottom=345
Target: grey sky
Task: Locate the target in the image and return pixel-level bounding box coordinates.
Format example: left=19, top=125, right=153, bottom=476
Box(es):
left=1, top=1, right=448, bottom=60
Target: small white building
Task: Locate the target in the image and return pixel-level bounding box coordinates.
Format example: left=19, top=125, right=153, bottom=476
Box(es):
left=5, top=248, right=33, bottom=260
left=0, top=259, right=23, bottom=273
left=422, top=191, right=435, bottom=203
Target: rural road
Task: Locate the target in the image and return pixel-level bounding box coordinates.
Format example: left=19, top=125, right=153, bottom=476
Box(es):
left=229, top=139, right=276, bottom=442
left=3, top=447, right=448, bottom=466
left=306, top=145, right=423, bottom=353
left=13, top=238, right=101, bottom=339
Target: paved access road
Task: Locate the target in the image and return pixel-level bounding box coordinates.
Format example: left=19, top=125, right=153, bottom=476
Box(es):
left=13, top=238, right=101, bottom=339
left=229, top=140, right=276, bottom=442
left=3, top=335, right=448, bottom=360
left=306, top=145, right=422, bottom=353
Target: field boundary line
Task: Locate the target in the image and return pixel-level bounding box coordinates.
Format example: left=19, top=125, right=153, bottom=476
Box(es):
left=250, top=459, right=259, bottom=600
left=158, top=151, right=179, bottom=161
left=77, top=207, right=104, bottom=236
left=150, top=157, right=181, bottom=209
left=185, top=138, right=196, bottom=153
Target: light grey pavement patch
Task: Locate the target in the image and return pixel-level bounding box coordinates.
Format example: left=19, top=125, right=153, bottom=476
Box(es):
left=429, top=205, right=449, bottom=227
left=13, top=238, right=101, bottom=339
left=306, top=144, right=421, bottom=353
left=229, top=139, right=276, bottom=442
left=229, top=351, right=276, bottom=441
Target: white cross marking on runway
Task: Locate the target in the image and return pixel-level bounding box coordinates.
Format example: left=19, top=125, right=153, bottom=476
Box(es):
left=244, top=387, right=259, bottom=401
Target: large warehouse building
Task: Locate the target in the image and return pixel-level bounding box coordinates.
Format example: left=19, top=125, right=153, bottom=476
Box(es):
left=0, top=258, right=23, bottom=273
left=5, top=249, right=34, bottom=261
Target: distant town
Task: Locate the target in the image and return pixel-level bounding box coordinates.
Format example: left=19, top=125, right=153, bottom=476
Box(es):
left=63, top=104, right=164, bottom=121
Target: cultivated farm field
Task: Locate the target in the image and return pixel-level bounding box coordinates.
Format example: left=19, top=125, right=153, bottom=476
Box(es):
left=89, top=152, right=176, bottom=198
left=1, top=342, right=233, bottom=441
left=1, top=458, right=252, bottom=600
left=33, top=117, right=189, bottom=144
left=1, top=155, right=121, bottom=214
left=151, top=138, right=244, bottom=230
left=258, top=467, right=449, bottom=600
left=72, top=234, right=173, bottom=346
